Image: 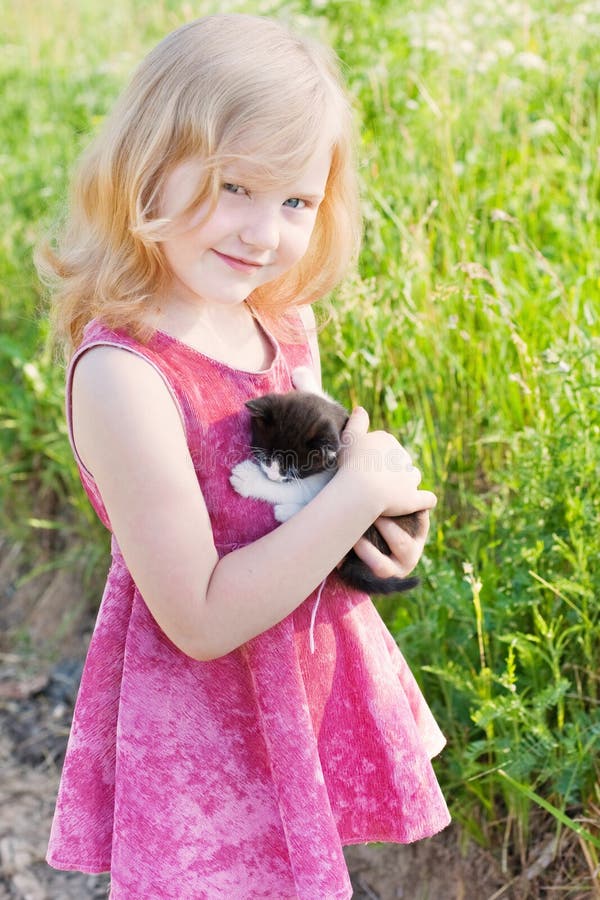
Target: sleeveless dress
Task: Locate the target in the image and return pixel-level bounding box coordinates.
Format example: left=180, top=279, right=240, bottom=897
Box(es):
left=47, top=315, right=450, bottom=900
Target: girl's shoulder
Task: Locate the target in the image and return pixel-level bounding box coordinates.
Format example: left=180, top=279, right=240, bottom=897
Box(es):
left=70, top=317, right=181, bottom=408
left=70, top=343, right=186, bottom=469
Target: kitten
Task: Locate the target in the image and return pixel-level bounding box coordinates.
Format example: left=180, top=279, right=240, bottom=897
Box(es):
left=230, top=370, right=422, bottom=596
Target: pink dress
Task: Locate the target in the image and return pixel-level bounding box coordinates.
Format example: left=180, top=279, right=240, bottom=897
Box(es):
left=47, top=316, right=450, bottom=899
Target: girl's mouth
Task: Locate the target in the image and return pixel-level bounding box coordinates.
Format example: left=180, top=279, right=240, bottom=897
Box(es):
left=212, top=250, right=266, bottom=273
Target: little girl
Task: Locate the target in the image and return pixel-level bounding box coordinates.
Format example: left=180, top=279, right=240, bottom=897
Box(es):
left=38, top=14, right=450, bottom=899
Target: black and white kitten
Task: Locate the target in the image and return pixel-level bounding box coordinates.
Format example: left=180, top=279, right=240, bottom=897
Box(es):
left=230, top=367, right=422, bottom=595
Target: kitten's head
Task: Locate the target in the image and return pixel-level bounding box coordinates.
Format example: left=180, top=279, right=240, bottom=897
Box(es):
left=245, top=391, right=349, bottom=482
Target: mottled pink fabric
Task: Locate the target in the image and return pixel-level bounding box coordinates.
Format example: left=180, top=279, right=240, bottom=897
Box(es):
left=47, top=316, right=450, bottom=899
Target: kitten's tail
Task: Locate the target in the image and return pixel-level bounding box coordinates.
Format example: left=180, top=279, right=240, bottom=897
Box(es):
left=337, top=554, right=419, bottom=595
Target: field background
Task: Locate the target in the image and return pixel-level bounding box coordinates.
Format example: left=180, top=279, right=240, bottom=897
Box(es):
left=1, top=0, right=599, bottom=897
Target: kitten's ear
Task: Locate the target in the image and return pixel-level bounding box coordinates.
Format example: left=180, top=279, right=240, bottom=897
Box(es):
left=245, top=397, right=274, bottom=424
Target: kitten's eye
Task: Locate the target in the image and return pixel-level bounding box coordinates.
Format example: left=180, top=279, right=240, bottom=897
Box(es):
left=283, top=197, right=307, bottom=209
left=325, top=449, right=338, bottom=468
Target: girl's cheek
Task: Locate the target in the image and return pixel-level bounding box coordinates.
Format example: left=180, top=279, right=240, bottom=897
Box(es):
left=295, top=225, right=318, bottom=259
left=188, top=204, right=217, bottom=229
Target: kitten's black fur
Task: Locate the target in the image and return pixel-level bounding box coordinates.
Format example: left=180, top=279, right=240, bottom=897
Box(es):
left=245, top=390, right=422, bottom=596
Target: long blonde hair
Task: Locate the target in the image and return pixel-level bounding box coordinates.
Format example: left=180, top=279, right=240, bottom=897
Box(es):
left=36, top=14, right=362, bottom=358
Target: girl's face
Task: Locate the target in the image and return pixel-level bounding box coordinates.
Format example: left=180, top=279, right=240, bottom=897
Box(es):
left=158, top=140, right=332, bottom=309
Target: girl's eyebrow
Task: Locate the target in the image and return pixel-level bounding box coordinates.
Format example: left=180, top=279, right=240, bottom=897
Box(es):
left=221, top=170, right=324, bottom=201
left=278, top=185, right=326, bottom=201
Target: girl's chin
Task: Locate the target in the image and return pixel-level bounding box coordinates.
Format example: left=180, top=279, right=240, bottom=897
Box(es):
left=173, top=283, right=254, bottom=307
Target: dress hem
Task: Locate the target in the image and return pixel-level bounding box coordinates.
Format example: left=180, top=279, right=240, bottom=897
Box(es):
left=46, top=855, right=111, bottom=875
left=46, top=812, right=452, bottom=876
left=340, top=811, right=452, bottom=848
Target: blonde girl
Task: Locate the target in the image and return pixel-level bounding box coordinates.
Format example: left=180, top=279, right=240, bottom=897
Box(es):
left=39, top=14, right=450, bottom=899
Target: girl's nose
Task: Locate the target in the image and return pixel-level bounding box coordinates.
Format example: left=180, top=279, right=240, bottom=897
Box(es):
left=239, top=206, right=280, bottom=251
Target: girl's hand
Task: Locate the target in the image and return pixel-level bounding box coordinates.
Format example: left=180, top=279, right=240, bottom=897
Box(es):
left=352, top=511, right=430, bottom=579
left=338, top=408, right=437, bottom=518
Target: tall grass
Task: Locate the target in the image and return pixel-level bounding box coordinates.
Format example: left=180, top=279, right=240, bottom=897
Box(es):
left=2, top=0, right=599, bottom=886
left=317, top=0, right=600, bottom=877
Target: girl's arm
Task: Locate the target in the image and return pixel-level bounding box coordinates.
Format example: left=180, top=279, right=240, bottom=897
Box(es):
left=72, top=347, right=434, bottom=661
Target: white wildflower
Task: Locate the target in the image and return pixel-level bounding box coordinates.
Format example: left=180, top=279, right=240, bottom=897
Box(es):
left=425, top=39, right=445, bottom=53
left=496, top=39, right=515, bottom=58
left=529, top=118, right=557, bottom=138
left=502, top=76, right=525, bottom=95
left=515, top=51, right=547, bottom=71
left=23, top=363, right=46, bottom=396
left=476, top=51, right=498, bottom=73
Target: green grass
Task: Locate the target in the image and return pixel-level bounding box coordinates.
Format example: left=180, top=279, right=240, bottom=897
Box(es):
left=2, top=0, right=599, bottom=887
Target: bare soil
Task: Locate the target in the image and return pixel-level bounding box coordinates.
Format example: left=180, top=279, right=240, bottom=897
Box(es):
left=0, top=539, right=597, bottom=900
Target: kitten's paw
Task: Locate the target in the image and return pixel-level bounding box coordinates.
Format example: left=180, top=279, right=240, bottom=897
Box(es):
left=230, top=460, right=263, bottom=497
left=274, top=502, right=302, bottom=522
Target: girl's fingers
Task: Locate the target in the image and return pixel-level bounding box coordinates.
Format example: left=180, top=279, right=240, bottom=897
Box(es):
left=374, top=512, right=430, bottom=547
left=340, top=406, right=369, bottom=446
left=413, top=489, right=437, bottom=510
left=354, top=511, right=431, bottom=579
left=408, top=465, right=422, bottom=487
left=381, top=489, right=437, bottom=517
left=352, top=536, right=400, bottom=579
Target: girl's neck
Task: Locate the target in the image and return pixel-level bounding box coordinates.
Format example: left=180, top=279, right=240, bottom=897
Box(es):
left=144, top=296, right=275, bottom=373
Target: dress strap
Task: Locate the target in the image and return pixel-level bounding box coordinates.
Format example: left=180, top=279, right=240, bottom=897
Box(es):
left=308, top=576, right=328, bottom=654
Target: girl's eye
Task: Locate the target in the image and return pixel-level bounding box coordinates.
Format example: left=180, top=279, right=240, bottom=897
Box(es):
left=283, top=197, right=307, bottom=210
left=223, top=183, right=247, bottom=195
